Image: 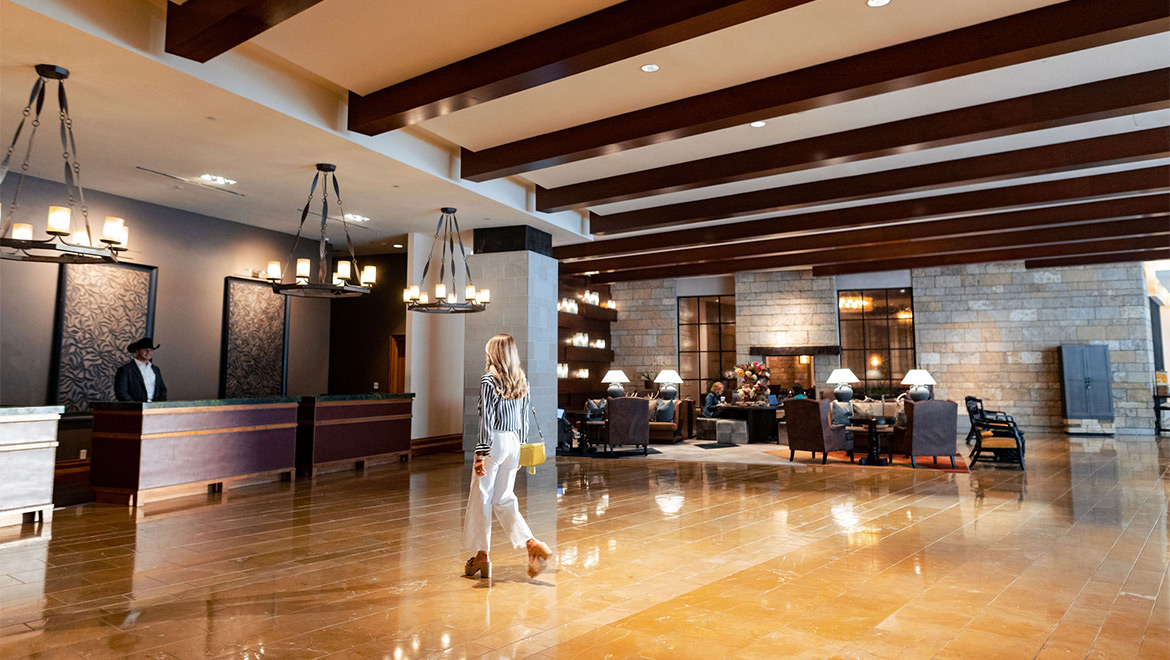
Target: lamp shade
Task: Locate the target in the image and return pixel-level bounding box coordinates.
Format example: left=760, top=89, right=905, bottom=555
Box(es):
left=654, top=369, right=683, bottom=384
left=601, top=369, right=629, bottom=384
left=900, top=369, right=936, bottom=386
left=827, top=368, right=860, bottom=384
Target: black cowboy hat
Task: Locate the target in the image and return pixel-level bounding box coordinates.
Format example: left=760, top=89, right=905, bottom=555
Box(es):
left=127, top=337, right=160, bottom=352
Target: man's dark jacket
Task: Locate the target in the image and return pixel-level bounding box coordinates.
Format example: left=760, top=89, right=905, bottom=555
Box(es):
left=114, top=361, right=167, bottom=402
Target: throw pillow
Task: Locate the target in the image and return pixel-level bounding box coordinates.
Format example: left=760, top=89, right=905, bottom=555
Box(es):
left=656, top=399, right=675, bottom=423
left=647, top=398, right=658, bottom=422
left=585, top=398, right=606, bottom=420
left=830, top=401, right=852, bottom=427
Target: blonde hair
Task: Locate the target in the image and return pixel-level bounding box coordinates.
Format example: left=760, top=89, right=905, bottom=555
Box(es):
left=485, top=334, right=529, bottom=399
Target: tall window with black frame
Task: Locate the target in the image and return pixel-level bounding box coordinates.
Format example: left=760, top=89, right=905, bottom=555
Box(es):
left=678, top=296, right=736, bottom=403
left=838, top=288, right=916, bottom=398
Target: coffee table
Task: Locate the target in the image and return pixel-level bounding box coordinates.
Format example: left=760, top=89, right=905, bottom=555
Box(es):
left=849, top=414, right=895, bottom=466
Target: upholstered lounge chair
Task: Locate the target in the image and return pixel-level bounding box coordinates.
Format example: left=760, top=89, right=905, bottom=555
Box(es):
left=591, top=397, right=649, bottom=456
left=783, top=398, right=853, bottom=464
left=887, top=399, right=960, bottom=468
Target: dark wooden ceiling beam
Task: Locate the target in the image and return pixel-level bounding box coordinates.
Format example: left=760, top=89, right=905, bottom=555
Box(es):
left=165, top=0, right=327, bottom=63
left=347, top=0, right=816, bottom=135
left=587, top=216, right=1169, bottom=283
left=811, top=235, right=1170, bottom=277
left=1025, top=248, right=1170, bottom=269
left=589, top=128, right=1170, bottom=234
left=537, top=70, right=1170, bottom=212
left=462, top=0, right=1170, bottom=181
left=560, top=194, right=1170, bottom=276
left=554, top=167, right=1170, bottom=261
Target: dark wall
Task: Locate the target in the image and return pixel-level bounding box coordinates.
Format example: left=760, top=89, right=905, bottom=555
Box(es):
left=328, top=252, right=407, bottom=394
left=0, top=176, right=331, bottom=407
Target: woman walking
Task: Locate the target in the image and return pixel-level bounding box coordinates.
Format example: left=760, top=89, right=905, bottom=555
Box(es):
left=463, top=334, right=553, bottom=580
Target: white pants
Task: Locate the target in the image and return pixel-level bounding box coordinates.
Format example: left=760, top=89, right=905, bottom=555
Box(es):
left=463, top=430, right=533, bottom=552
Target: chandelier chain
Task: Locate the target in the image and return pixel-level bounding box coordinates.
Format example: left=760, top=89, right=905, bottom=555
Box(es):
left=1, top=77, right=47, bottom=239
left=282, top=171, right=319, bottom=286
left=58, top=81, right=94, bottom=245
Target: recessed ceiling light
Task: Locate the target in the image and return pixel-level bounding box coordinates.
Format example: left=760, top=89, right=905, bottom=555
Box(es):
left=200, top=173, right=236, bottom=185
left=344, top=213, right=370, bottom=222
left=392, top=244, right=403, bottom=249
left=867, top=0, right=890, bottom=6
left=750, top=121, right=767, bottom=128
left=640, top=64, right=660, bottom=73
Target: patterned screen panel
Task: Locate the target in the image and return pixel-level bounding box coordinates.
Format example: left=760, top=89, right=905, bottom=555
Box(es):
left=54, top=263, right=157, bottom=413
left=221, top=277, right=288, bottom=398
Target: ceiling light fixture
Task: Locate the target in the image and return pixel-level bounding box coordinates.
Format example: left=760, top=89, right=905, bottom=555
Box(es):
left=344, top=213, right=370, bottom=222
left=199, top=173, right=237, bottom=185
left=266, top=163, right=373, bottom=298
left=867, top=0, right=890, bottom=6
left=1, top=65, right=126, bottom=264
left=750, top=121, right=767, bottom=128
left=392, top=244, right=403, bottom=249
left=403, top=207, right=488, bottom=313
left=640, top=64, right=660, bottom=72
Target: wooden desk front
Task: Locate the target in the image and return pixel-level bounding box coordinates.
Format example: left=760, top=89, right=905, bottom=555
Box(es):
left=296, top=394, right=414, bottom=475
left=90, top=398, right=298, bottom=506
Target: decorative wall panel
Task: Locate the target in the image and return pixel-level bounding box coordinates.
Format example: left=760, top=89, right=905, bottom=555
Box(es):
left=53, top=263, right=157, bottom=412
left=220, top=277, right=288, bottom=398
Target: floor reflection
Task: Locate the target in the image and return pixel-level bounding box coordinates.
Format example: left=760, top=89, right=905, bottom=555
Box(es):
left=0, top=435, right=1166, bottom=659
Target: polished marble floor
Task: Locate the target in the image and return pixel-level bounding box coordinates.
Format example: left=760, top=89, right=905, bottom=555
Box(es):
left=1, top=434, right=1167, bottom=659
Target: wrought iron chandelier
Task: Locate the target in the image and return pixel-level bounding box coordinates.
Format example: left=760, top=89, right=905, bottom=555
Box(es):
left=1, top=65, right=127, bottom=263
left=266, top=163, right=374, bottom=298
left=403, top=207, right=489, bottom=313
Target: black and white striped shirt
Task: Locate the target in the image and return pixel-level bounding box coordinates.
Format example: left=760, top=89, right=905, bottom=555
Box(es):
left=476, top=373, right=529, bottom=455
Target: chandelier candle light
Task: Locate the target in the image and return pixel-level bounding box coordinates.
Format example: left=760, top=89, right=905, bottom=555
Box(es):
left=1, top=65, right=128, bottom=263
left=404, top=207, right=488, bottom=313
left=267, top=164, right=373, bottom=298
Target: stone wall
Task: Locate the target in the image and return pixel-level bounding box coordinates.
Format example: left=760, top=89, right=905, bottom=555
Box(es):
left=913, top=262, right=1155, bottom=435
left=610, top=278, right=679, bottom=383
left=734, top=270, right=840, bottom=390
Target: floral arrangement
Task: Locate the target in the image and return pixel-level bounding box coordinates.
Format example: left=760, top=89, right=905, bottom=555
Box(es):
left=734, top=361, right=771, bottom=403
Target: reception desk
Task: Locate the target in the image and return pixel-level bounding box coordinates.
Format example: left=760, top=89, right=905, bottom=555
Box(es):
left=90, top=397, right=298, bottom=506
left=0, top=406, right=63, bottom=526
left=297, top=393, right=413, bottom=475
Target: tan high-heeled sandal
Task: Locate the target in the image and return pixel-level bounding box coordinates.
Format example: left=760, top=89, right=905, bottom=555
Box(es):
left=527, top=540, right=552, bottom=578
left=465, top=556, right=491, bottom=578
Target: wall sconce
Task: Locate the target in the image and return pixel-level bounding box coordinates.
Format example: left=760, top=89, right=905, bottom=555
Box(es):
left=572, top=332, right=590, bottom=347
left=582, top=290, right=600, bottom=306
left=558, top=298, right=579, bottom=314
left=799, top=355, right=810, bottom=364
left=870, top=354, right=882, bottom=367
left=606, top=300, right=616, bottom=310
left=593, top=339, right=606, bottom=349
left=575, top=369, right=590, bottom=379
left=895, top=309, right=913, bottom=320
left=557, top=363, right=569, bottom=379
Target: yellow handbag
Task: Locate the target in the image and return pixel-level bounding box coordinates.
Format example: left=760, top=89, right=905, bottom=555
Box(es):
left=519, top=406, right=547, bottom=474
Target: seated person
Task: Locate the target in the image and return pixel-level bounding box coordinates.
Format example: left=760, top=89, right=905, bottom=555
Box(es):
left=702, top=381, right=724, bottom=417
left=791, top=383, right=807, bottom=399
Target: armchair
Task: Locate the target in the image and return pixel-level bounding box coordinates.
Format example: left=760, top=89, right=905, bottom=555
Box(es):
left=649, top=399, right=693, bottom=444
left=887, top=400, right=959, bottom=468
left=591, top=397, right=649, bottom=456
left=965, top=396, right=1025, bottom=469
left=784, top=398, right=853, bottom=464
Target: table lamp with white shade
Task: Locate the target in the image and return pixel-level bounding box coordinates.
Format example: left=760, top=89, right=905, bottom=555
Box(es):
left=827, top=368, right=860, bottom=402
left=601, top=369, right=630, bottom=398
left=654, top=369, right=684, bottom=400
left=901, top=369, right=937, bottom=401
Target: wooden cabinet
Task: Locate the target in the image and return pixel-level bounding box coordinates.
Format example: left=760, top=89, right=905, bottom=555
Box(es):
left=1060, top=344, right=1114, bottom=434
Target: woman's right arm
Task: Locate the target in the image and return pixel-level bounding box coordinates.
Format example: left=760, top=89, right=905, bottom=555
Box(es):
left=476, top=377, right=495, bottom=455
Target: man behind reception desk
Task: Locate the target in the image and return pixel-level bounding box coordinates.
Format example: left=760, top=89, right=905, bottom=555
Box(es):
left=114, top=337, right=168, bottom=402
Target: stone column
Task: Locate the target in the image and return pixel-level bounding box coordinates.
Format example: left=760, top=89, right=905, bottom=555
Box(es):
left=462, top=226, right=558, bottom=547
